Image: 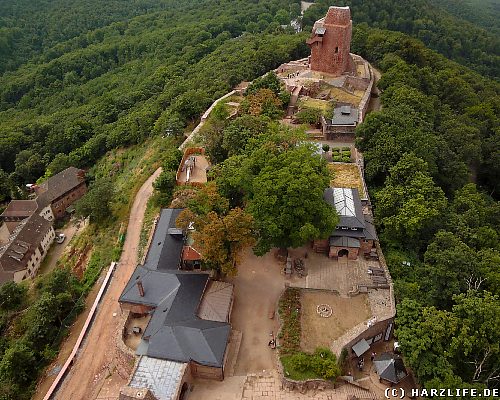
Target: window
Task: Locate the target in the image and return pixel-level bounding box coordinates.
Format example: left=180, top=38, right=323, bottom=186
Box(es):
left=335, top=46, right=339, bottom=53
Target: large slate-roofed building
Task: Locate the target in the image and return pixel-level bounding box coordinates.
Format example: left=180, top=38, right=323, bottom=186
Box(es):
left=119, top=208, right=233, bottom=387
left=0, top=214, right=55, bottom=283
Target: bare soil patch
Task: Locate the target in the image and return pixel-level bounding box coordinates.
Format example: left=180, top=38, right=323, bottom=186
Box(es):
left=230, top=248, right=284, bottom=374
left=328, top=163, right=365, bottom=197
left=300, top=291, right=370, bottom=352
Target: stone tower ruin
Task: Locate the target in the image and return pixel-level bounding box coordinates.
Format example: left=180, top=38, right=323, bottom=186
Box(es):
left=306, top=6, right=353, bottom=76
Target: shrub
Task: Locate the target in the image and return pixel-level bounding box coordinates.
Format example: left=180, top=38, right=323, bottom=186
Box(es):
left=342, top=146, right=350, bottom=151
left=288, top=352, right=311, bottom=371
left=332, top=156, right=342, bottom=162
left=295, top=107, right=322, bottom=125
left=341, top=156, right=351, bottom=163
left=322, top=144, right=330, bottom=152
left=281, top=347, right=341, bottom=381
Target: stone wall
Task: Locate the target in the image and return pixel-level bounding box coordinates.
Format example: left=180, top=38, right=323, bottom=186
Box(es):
left=181, top=91, right=236, bottom=150
left=312, top=238, right=329, bottom=253
left=51, top=182, right=87, bottom=218
left=329, top=245, right=359, bottom=260
left=120, top=302, right=155, bottom=315
left=359, top=239, right=373, bottom=255
left=119, top=387, right=158, bottom=400
left=190, top=362, right=223, bottom=380
left=345, top=75, right=370, bottom=91
left=357, top=64, right=375, bottom=123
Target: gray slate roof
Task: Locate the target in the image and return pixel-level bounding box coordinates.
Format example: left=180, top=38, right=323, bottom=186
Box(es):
left=144, top=208, right=184, bottom=271
left=330, top=236, right=360, bottom=248
left=324, top=187, right=365, bottom=229
left=374, top=352, right=408, bottom=384
left=324, top=187, right=378, bottom=243
left=119, top=208, right=231, bottom=368
left=352, top=338, right=370, bottom=357
left=328, top=105, right=358, bottom=126
left=0, top=214, right=53, bottom=280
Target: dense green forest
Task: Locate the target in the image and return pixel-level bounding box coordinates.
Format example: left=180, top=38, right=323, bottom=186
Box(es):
left=352, top=25, right=500, bottom=395
left=0, top=0, right=499, bottom=398
left=0, top=0, right=171, bottom=74
left=303, top=0, right=500, bottom=79
left=0, top=0, right=307, bottom=203
left=432, top=0, right=500, bottom=33
left=1, top=0, right=499, bottom=203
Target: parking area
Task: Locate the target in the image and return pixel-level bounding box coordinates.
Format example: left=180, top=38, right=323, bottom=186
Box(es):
left=38, top=219, right=84, bottom=275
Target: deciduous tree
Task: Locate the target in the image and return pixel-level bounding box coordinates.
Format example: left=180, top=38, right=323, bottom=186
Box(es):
left=247, top=144, right=338, bottom=255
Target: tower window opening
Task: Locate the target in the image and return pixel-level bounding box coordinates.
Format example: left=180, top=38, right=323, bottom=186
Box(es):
left=335, top=46, right=339, bottom=53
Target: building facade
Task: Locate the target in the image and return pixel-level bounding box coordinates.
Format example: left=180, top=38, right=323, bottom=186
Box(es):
left=321, top=104, right=359, bottom=139
left=306, top=6, right=354, bottom=76
left=313, top=187, right=377, bottom=260
left=0, top=167, right=85, bottom=285
left=35, top=166, right=87, bottom=219
left=0, top=214, right=55, bottom=283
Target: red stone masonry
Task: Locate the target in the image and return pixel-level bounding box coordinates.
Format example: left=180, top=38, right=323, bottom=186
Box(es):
left=307, top=6, right=353, bottom=76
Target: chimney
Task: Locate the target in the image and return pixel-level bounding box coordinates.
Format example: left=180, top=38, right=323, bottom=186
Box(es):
left=77, top=169, right=86, bottom=182
left=137, top=281, right=145, bottom=297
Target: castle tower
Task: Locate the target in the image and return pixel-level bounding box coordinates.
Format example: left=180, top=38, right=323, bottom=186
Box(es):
left=306, top=6, right=353, bottom=76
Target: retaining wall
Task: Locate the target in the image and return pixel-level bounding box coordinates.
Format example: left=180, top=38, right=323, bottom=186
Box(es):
left=43, top=262, right=117, bottom=400
left=357, top=63, right=375, bottom=123
left=180, top=91, right=236, bottom=150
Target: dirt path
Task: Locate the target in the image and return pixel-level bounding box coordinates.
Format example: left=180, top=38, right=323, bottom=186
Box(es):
left=51, top=167, right=162, bottom=400
left=230, top=248, right=285, bottom=375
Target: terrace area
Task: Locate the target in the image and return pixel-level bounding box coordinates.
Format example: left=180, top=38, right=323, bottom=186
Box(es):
left=176, top=148, right=210, bottom=186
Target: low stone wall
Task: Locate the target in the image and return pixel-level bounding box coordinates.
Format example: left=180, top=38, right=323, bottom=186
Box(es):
left=345, top=75, right=370, bottom=91
left=281, top=377, right=336, bottom=393
left=353, top=148, right=370, bottom=204
left=180, top=90, right=236, bottom=149
left=112, top=310, right=139, bottom=385
left=190, top=362, right=223, bottom=380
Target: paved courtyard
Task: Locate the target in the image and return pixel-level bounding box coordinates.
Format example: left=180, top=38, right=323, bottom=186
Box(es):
left=287, top=247, right=376, bottom=296
left=177, top=154, right=209, bottom=184
left=241, top=371, right=379, bottom=400
left=188, top=247, right=390, bottom=400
